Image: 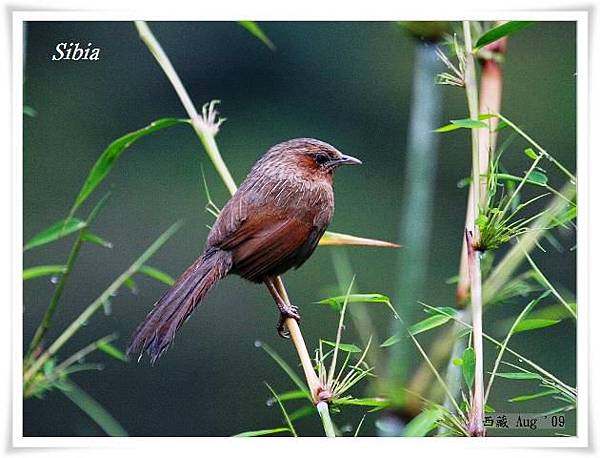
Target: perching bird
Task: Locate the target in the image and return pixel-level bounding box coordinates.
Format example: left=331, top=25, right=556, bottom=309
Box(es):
left=127, top=138, right=361, bottom=363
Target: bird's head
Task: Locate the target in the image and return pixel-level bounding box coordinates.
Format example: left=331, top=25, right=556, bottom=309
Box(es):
left=261, top=138, right=362, bottom=182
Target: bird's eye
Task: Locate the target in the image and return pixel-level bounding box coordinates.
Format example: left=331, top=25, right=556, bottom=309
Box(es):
left=314, top=153, right=329, bottom=166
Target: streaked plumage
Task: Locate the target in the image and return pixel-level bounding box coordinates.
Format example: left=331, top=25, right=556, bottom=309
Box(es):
left=128, top=138, right=361, bottom=363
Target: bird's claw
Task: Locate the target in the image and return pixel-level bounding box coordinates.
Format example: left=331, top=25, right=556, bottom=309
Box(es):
left=276, top=304, right=301, bottom=339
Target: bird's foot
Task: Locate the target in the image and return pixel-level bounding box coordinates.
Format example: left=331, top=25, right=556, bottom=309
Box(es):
left=276, top=304, right=301, bottom=339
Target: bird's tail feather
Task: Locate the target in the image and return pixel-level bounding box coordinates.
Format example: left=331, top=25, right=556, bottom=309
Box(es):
left=127, top=248, right=232, bottom=363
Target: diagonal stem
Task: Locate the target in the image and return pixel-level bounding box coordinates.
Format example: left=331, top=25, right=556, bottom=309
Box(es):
left=134, top=21, right=324, bottom=405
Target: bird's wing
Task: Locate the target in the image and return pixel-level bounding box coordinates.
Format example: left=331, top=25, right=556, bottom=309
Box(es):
left=230, top=215, right=314, bottom=280
left=210, top=194, right=315, bottom=280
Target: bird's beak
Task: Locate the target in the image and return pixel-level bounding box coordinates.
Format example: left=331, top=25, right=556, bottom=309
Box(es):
left=332, top=154, right=362, bottom=167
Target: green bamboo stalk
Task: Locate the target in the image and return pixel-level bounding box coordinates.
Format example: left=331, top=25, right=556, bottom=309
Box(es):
left=462, top=21, right=485, bottom=437
left=317, top=401, right=336, bottom=437
left=389, top=40, right=444, bottom=407
left=135, top=21, right=237, bottom=195
left=25, top=194, right=110, bottom=363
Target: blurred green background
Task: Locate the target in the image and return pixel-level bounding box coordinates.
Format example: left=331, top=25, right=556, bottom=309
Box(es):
left=23, top=21, right=576, bottom=436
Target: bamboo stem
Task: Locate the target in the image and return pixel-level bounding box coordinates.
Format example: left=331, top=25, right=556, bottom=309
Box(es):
left=462, top=21, right=485, bottom=437
left=25, top=194, right=110, bottom=365
left=390, top=40, right=444, bottom=408
left=25, top=230, right=85, bottom=363
left=134, top=21, right=324, bottom=406
left=317, top=401, right=336, bottom=437
left=456, top=21, right=508, bottom=305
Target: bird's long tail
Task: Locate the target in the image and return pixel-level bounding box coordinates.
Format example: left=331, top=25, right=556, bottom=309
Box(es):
left=127, top=248, right=232, bottom=364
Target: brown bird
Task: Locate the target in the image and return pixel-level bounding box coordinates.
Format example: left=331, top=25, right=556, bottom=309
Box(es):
left=127, top=138, right=361, bottom=363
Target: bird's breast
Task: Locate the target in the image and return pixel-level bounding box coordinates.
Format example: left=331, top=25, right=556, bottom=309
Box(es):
left=250, top=173, right=334, bottom=225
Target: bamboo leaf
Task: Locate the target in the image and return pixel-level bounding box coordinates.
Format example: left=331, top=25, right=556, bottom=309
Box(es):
left=24, top=105, right=38, bottom=117
left=316, top=293, right=398, bottom=318
left=494, top=372, right=541, bottom=380
left=403, top=407, right=444, bottom=437
left=409, top=314, right=451, bottom=336
left=524, top=147, right=538, bottom=160
left=238, top=21, right=275, bottom=51
left=97, top=341, right=128, bottom=362
left=334, top=397, right=391, bottom=408
left=254, top=341, right=309, bottom=397
left=435, top=118, right=488, bottom=132
left=289, top=405, right=317, bottom=422
left=24, top=218, right=86, bottom=251
left=264, top=383, right=297, bottom=437
left=548, top=206, right=577, bottom=229
left=528, top=170, right=548, bottom=186
left=82, top=232, right=113, bottom=249
left=138, top=265, right=175, bottom=286
left=513, top=318, right=561, bottom=333
left=321, top=339, right=362, bottom=353
left=267, top=390, right=307, bottom=404
left=68, top=118, right=189, bottom=217
left=58, top=379, right=128, bottom=436
left=123, top=277, right=139, bottom=294
left=475, top=21, right=534, bottom=49
left=509, top=388, right=559, bottom=402
left=234, top=427, right=290, bottom=437
left=426, top=305, right=459, bottom=317
left=23, top=265, right=67, bottom=281
left=380, top=333, right=403, bottom=348
left=318, top=231, right=400, bottom=248
left=462, top=347, right=475, bottom=389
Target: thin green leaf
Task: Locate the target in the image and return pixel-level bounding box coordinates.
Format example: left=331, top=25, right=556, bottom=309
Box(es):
left=255, top=341, right=309, bottom=397
left=288, top=405, right=317, bottom=422
left=509, top=388, right=559, bottom=402
left=24, top=218, right=86, bottom=251
left=316, top=293, right=399, bottom=318
left=524, top=147, right=538, bottom=160
left=138, top=265, right=175, bottom=286
left=238, top=21, right=275, bottom=51
left=123, top=277, right=139, bottom=294
left=409, top=314, right=451, bottom=336
left=462, top=347, right=475, bottom=389
left=494, top=372, right=541, bottom=380
left=380, top=333, right=403, bottom=348
left=82, top=232, right=113, bottom=249
left=68, top=118, right=188, bottom=218
left=321, top=339, right=362, bottom=353
left=97, top=341, right=128, bottom=362
left=513, top=318, right=561, bottom=333
left=43, top=359, right=56, bottom=377
left=403, top=407, right=444, bottom=437
left=334, top=397, right=391, bottom=408
left=528, top=170, right=548, bottom=186
left=267, top=390, right=307, bottom=404
left=548, top=206, right=577, bottom=229
left=426, top=305, right=459, bottom=317
left=435, top=118, right=488, bottom=132
left=23, top=265, right=67, bottom=281
left=58, top=379, right=128, bottom=436
left=234, top=427, right=290, bottom=437
left=24, top=105, right=38, bottom=117
left=475, top=21, right=534, bottom=49
left=264, top=383, right=297, bottom=437
left=354, top=414, right=367, bottom=437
